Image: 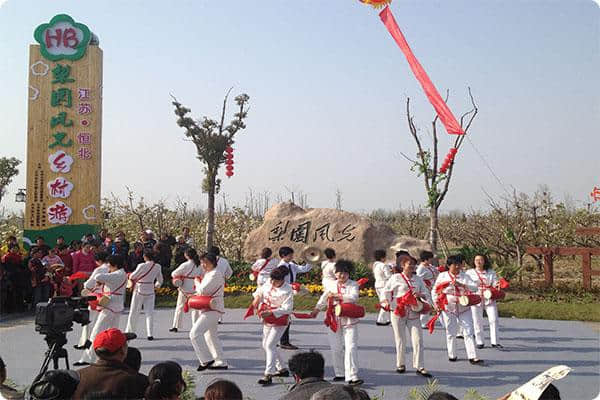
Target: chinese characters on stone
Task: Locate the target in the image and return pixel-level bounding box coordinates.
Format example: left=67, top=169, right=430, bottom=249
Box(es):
left=268, top=220, right=357, bottom=243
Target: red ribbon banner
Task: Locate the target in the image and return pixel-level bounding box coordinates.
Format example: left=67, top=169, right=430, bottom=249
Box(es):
left=379, top=6, right=464, bottom=135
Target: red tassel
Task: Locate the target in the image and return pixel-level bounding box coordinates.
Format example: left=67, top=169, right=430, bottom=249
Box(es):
left=427, top=313, right=440, bottom=334
left=243, top=303, right=254, bottom=320
left=183, top=299, right=189, bottom=313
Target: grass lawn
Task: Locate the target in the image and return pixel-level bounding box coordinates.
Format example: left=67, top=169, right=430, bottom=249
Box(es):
left=155, top=294, right=600, bottom=322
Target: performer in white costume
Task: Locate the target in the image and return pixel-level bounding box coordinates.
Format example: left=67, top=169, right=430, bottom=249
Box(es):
left=311, top=260, right=364, bottom=386
left=432, top=254, right=483, bottom=364
left=210, top=246, right=232, bottom=324
left=277, top=246, right=312, bottom=350
left=75, top=254, right=128, bottom=365
left=380, top=255, right=433, bottom=378
left=321, top=248, right=337, bottom=286
left=125, top=250, right=163, bottom=340
left=416, top=250, right=438, bottom=329
left=465, top=254, right=503, bottom=349
left=373, top=249, right=392, bottom=325
left=250, top=247, right=280, bottom=287
left=169, top=248, right=203, bottom=332
left=253, top=267, right=293, bottom=386
left=190, top=252, right=228, bottom=371
left=74, top=251, right=109, bottom=350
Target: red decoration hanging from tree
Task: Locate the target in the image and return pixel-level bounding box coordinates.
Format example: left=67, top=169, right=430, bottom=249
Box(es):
left=225, top=146, right=234, bottom=177
left=439, top=147, right=457, bottom=174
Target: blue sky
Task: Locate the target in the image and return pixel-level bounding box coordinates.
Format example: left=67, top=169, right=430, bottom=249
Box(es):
left=1, top=0, right=598, bottom=214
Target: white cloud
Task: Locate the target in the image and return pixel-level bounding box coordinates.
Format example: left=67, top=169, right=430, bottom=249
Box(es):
left=0, top=0, right=8, bottom=8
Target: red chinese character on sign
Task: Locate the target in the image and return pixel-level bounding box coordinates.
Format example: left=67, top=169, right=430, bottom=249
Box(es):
left=77, top=133, right=91, bottom=145
left=48, top=177, right=74, bottom=198
left=77, top=147, right=92, bottom=160
left=48, top=150, right=74, bottom=173
left=591, top=187, right=600, bottom=202
left=78, top=103, right=92, bottom=115
left=81, top=119, right=90, bottom=127
left=78, top=88, right=90, bottom=100
left=47, top=202, right=72, bottom=224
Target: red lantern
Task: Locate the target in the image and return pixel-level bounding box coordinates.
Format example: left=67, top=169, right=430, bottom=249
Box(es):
left=226, top=171, right=233, bottom=177
left=225, top=146, right=233, bottom=153
left=226, top=153, right=233, bottom=160
left=226, top=165, right=234, bottom=171
left=449, top=147, right=458, bottom=155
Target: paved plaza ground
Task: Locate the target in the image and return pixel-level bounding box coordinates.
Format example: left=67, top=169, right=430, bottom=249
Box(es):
left=1, top=308, right=599, bottom=399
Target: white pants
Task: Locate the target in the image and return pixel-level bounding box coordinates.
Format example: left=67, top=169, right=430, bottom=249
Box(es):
left=375, top=288, right=390, bottom=324
left=79, top=309, right=121, bottom=363
left=442, top=310, right=477, bottom=360
left=471, top=301, right=499, bottom=345
left=78, top=307, right=99, bottom=346
left=126, top=291, right=155, bottom=337
left=327, top=324, right=359, bottom=381
left=391, top=313, right=424, bottom=369
left=262, top=324, right=286, bottom=376
left=172, top=291, right=199, bottom=329
left=190, top=311, right=226, bottom=366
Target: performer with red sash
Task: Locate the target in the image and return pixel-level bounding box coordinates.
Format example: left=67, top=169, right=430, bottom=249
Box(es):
left=74, top=251, right=109, bottom=351
left=311, top=260, right=364, bottom=386
left=169, top=248, right=203, bottom=332
left=380, top=255, right=433, bottom=378
left=465, top=254, right=503, bottom=349
left=76, top=254, right=128, bottom=366
left=252, top=267, right=293, bottom=386
left=189, top=252, right=228, bottom=371
left=373, top=249, right=393, bottom=326
left=250, top=247, right=279, bottom=287
left=431, top=254, right=483, bottom=364
left=416, top=250, right=438, bottom=329
left=125, top=250, right=163, bottom=340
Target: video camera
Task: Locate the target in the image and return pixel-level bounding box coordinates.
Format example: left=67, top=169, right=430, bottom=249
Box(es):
left=35, top=296, right=94, bottom=335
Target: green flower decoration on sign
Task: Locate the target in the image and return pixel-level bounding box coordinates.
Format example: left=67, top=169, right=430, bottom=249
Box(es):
left=34, top=14, right=91, bottom=61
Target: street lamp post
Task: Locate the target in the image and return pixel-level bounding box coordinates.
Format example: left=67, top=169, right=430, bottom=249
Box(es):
left=15, top=188, right=26, bottom=203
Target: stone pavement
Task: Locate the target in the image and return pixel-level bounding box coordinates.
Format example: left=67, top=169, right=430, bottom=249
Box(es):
left=1, top=309, right=599, bottom=399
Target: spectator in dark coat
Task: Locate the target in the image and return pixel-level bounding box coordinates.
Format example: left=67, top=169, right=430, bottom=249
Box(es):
left=172, top=236, right=190, bottom=268
left=127, top=242, right=145, bottom=273
left=279, top=351, right=332, bottom=400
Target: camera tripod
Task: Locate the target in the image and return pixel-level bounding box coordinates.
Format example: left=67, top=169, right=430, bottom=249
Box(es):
left=34, top=332, right=71, bottom=381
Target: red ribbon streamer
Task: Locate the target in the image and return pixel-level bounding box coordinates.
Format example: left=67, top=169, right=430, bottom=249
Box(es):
left=394, top=291, right=417, bottom=317
left=324, top=297, right=338, bottom=333
left=379, top=6, right=464, bottom=135
left=243, top=303, right=254, bottom=320
left=356, top=277, right=369, bottom=288
left=293, top=312, right=314, bottom=319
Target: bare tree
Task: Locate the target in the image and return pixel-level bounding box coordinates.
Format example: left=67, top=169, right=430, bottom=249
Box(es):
left=401, top=89, right=478, bottom=257
left=172, top=90, right=250, bottom=250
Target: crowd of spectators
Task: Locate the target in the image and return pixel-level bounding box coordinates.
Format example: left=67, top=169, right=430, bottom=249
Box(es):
left=1, top=335, right=562, bottom=399
left=0, top=228, right=195, bottom=314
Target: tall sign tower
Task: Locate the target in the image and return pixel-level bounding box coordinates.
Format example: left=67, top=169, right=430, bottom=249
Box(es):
left=24, top=14, right=102, bottom=248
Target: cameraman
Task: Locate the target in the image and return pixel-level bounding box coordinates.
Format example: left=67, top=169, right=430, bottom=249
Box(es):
left=73, top=328, right=148, bottom=399
left=76, top=255, right=127, bottom=366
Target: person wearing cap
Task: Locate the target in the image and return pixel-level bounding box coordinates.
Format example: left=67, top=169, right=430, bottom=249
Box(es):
left=76, top=255, right=128, bottom=366
left=372, top=249, right=392, bottom=326
left=75, top=251, right=110, bottom=351
left=380, top=255, right=433, bottom=378
left=310, top=260, right=363, bottom=387
left=190, top=252, right=228, bottom=371
left=125, top=249, right=163, bottom=340
left=72, top=328, right=148, bottom=399
left=432, top=254, right=482, bottom=365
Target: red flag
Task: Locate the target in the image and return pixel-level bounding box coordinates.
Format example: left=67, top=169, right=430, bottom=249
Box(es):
left=379, top=6, right=464, bottom=135
left=243, top=303, right=255, bottom=320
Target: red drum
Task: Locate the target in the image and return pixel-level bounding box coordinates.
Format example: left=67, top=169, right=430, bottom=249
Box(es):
left=263, top=314, right=289, bottom=326
left=410, top=301, right=432, bottom=314
left=483, top=287, right=505, bottom=301
left=458, top=294, right=481, bottom=307
left=88, top=294, right=101, bottom=311
left=335, top=303, right=365, bottom=318
left=187, top=295, right=214, bottom=311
